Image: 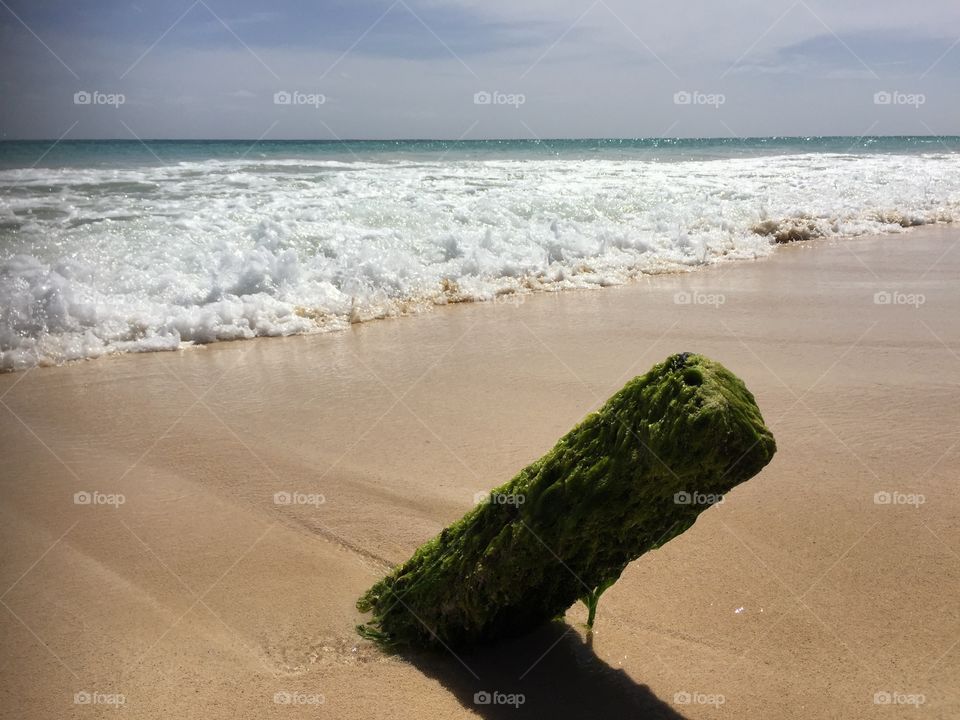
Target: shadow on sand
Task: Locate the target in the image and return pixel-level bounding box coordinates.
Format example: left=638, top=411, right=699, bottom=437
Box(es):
left=402, top=621, right=687, bottom=720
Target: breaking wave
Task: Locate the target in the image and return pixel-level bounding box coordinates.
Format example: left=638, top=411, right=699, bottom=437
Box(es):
left=1, top=151, right=958, bottom=370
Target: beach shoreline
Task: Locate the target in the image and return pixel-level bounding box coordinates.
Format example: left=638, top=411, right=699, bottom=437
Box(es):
left=1, top=226, right=958, bottom=718
left=4, top=139, right=959, bottom=373
left=3, top=219, right=955, bottom=377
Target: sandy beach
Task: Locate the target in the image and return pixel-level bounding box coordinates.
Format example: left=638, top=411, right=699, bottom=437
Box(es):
left=1, top=226, right=958, bottom=719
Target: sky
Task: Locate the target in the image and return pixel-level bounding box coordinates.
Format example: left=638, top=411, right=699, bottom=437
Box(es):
left=0, top=0, right=958, bottom=140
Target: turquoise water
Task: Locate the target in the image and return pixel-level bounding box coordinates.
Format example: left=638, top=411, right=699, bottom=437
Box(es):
left=0, top=136, right=957, bottom=169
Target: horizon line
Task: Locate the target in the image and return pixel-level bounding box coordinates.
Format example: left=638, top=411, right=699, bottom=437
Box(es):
left=2, top=134, right=959, bottom=143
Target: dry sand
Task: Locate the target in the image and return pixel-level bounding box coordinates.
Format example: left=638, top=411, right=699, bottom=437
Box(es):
left=1, top=226, right=958, bottom=719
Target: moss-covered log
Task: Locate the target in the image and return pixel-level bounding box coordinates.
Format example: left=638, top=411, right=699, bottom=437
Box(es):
left=357, top=353, right=776, bottom=648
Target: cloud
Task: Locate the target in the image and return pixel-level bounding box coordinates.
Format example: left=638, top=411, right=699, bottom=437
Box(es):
left=734, top=30, right=960, bottom=78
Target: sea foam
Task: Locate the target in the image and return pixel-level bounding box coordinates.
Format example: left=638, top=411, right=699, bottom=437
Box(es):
left=1, top=152, right=958, bottom=370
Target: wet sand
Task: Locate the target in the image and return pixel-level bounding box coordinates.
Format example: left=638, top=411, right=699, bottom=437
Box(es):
left=1, top=226, right=958, bottom=719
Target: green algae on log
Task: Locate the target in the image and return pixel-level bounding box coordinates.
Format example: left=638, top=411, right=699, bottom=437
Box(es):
left=356, top=353, right=776, bottom=648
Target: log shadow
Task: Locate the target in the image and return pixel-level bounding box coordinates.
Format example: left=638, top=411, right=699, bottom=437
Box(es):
left=401, top=621, right=687, bottom=720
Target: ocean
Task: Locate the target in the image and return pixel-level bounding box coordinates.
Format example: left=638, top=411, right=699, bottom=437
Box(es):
left=1, top=137, right=958, bottom=371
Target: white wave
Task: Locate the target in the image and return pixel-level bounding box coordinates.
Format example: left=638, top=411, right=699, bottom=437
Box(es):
left=2, top=152, right=958, bottom=371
